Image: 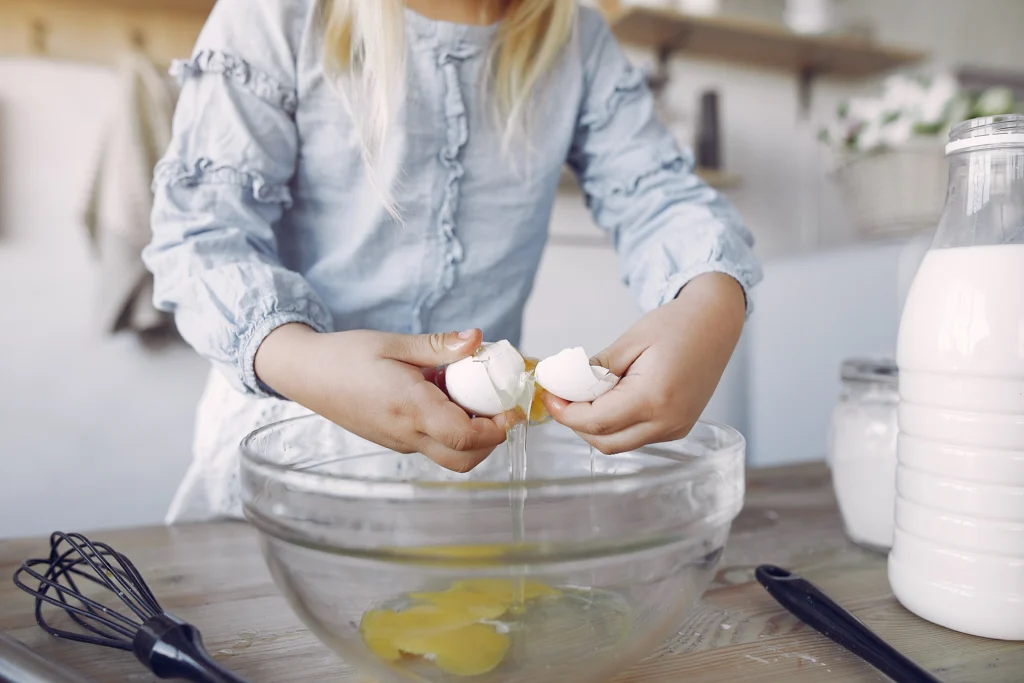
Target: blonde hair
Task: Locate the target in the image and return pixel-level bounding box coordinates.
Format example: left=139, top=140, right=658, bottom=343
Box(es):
left=321, top=0, right=576, bottom=216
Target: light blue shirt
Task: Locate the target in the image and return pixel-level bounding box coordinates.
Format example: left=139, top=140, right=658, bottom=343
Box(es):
left=144, top=0, right=762, bottom=399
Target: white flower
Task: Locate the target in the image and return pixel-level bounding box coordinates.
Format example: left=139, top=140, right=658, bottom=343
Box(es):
left=848, top=96, right=887, bottom=127
left=857, top=122, right=883, bottom=152
left=818, top=68, right=1018, bottom=154
left=880, top=74, right=926, bottom=114
left=919, top=72, right=959, bottom=125
left=947, top=94, right=971, bottom=126
left=880, top=115, right=915, bottom=148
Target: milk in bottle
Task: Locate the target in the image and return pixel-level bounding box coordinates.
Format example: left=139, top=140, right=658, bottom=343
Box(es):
left=891, top=114, right=1024, bottom=640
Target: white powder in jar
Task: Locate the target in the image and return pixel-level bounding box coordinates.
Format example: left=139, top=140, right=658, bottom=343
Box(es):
left=827, top=361, right=899, bottom=551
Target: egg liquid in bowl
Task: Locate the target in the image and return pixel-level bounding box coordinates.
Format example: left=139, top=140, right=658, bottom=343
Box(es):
left=241, top=416, right=744, bottom=683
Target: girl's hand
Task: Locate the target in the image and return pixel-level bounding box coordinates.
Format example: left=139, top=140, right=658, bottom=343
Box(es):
left=542, top=273, right=746, bottom=454
left=255, top=325, right=507, bottom=472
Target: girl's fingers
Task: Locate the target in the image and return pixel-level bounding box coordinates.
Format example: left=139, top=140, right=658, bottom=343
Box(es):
left=415, top=395, right=506, bottom=450
left=405, top=386, right=506, bottom=474
left=421, top=365, right=446, bottom=390
left=379, top=329, right=483, bottom=367
left=589, top=331, right=650, bottom=378
left=413, top=434, right=500, bottom=473
left=541, top=382, right=649, bottom=437
left=577, top=421, right=661, bottom=456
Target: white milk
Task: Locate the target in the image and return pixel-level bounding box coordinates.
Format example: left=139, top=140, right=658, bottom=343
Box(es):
left=891, top=243, right=1024, bottom=640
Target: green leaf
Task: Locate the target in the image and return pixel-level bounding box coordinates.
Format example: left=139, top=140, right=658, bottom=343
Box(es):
left=913, top=121, right=944, bottom=136
left=975, top=87, right=1016, bottom=116
left=948, top=95, right=973, bottom=123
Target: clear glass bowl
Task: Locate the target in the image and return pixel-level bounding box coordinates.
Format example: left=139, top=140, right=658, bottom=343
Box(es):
left=240, top=416, right=745, bottom=683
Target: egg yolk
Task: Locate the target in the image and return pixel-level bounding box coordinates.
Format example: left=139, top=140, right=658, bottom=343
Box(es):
left=398, top=623, right=511, bottom=677
left=520, top=356, right=552, bottom=424
left=359, top=578, right=560, bottom=676
left=408, top=588, right=509, bottom=620
left=529, top=387, right=551, bottom=424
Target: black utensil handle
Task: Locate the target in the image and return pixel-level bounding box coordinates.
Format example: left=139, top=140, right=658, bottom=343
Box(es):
left=133, top=614, right=251, bottom=683
left=755, top=565, right=942, bottom=683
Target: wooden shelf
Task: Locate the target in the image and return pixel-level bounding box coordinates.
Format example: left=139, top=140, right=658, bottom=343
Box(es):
left=602, top=2, right=926, bottom=78
left=692, top=168, right=741, bottom=189
left=0, top=0, right=214, bottom=68
left=85, top=0, right=216, bottom=12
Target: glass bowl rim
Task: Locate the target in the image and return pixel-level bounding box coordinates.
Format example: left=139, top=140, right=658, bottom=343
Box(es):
left=240, top=414, right=746, bottom=503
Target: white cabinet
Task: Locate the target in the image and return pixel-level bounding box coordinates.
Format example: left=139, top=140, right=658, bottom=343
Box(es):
left=744, top=240, right=911, bottom=467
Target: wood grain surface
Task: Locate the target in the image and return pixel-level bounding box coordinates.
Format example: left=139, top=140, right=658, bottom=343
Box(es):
left=1, top=463, right=1018, bottom=682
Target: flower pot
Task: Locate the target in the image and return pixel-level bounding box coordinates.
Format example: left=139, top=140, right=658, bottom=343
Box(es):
left=834, top=143, right=947, bottom=239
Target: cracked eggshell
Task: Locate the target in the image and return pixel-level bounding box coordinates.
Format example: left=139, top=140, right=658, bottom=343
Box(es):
left=535, top=347, right=619, bottom=403
left=444, top=340, right=525, bottom=417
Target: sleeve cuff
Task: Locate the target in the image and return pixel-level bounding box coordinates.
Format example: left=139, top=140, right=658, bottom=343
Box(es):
left=238, top=305, right=332, bottom=399
left=658, top=262, right=756, bottom=318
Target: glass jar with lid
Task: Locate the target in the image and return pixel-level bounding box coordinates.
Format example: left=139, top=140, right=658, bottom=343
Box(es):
left=827, top=358, right=898, bottom=553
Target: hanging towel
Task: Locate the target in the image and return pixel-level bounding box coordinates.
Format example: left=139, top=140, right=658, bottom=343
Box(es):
left=82, top=49, right=179, bottom=336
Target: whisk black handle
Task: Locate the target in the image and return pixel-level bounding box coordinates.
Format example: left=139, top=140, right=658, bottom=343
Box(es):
left=133, top=614, right=249, bottom=683
left=755, top=565, right=942, bottom=683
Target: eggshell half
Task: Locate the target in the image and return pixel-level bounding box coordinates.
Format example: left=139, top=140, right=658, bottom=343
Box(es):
left=535, top=347, right=619, bottom=403
left=444, top=340, right=526, bottom=417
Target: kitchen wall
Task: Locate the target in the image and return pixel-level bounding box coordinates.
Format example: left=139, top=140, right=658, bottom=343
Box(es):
left=0, top=60, right=209, bottom=539
left=2, top=0, right=1024, bottom=538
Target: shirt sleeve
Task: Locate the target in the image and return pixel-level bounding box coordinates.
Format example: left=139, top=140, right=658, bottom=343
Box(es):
left=142, top=0, right=332, bottom=398
left=566, top=10, right=763, bottom=315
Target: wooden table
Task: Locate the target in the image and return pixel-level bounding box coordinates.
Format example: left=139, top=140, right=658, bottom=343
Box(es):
left=1, top=463, right=1019, bottom=682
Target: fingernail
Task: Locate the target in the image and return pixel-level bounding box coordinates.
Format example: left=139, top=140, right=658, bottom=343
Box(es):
left=446, top=330, right=476, bottom=351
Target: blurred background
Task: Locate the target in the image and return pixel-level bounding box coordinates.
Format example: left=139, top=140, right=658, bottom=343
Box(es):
left=1, top=0, right=1022, bottom=538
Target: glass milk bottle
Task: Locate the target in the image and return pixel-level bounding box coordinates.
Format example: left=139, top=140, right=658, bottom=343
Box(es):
left=890, top=114, right=1024, bottom=640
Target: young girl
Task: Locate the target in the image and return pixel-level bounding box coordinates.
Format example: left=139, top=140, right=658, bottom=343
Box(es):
left=144, top=0, right=762, bottom=523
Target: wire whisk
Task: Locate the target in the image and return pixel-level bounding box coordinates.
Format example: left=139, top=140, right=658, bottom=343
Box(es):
left=13, top=531, right=250, bottom=683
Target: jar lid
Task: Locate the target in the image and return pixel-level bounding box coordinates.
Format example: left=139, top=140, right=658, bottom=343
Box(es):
left=841, top=358, right=897, bottom=384
left=946, top=114, right=1024, bottom=155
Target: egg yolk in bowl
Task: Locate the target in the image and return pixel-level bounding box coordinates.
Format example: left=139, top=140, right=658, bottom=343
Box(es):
left=360, top=578, right=561, bottom=676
